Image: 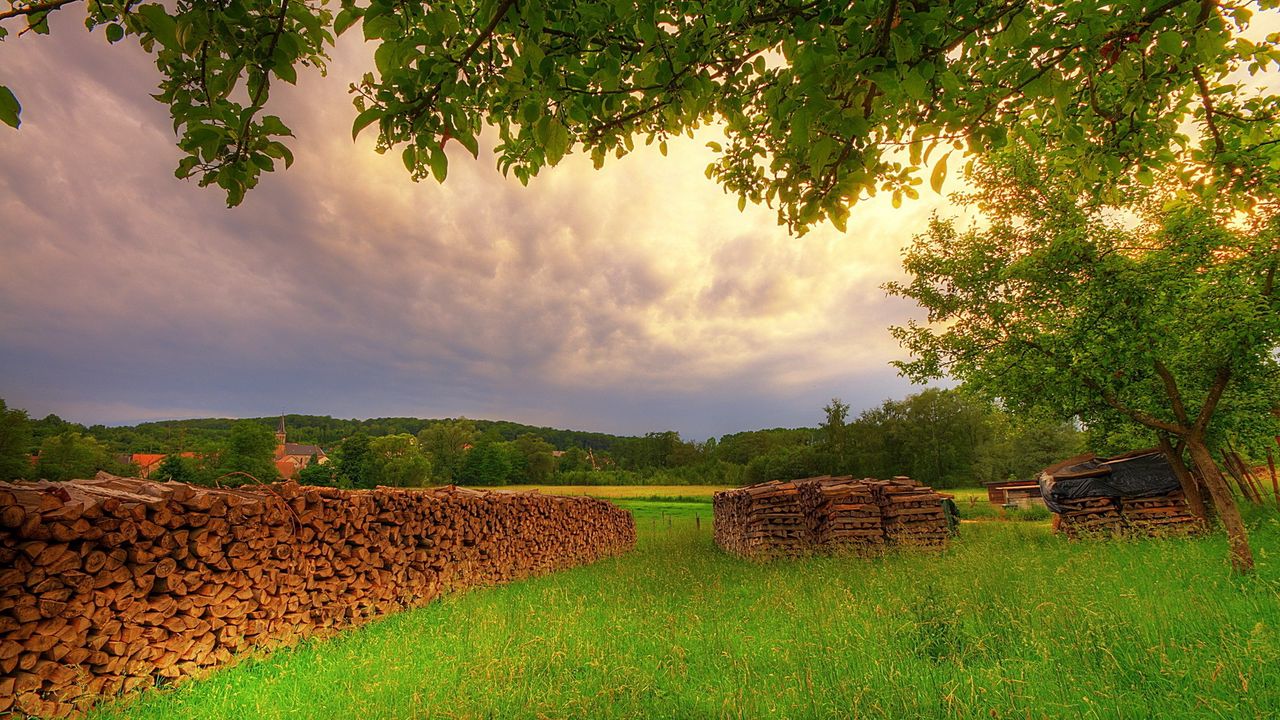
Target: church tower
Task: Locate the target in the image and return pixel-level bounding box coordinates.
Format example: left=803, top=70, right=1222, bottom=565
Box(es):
left=276, top=415, right=287, bottom=447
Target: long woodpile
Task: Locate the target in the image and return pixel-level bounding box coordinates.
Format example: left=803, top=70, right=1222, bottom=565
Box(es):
left=0, top=474, right=635, bottom=718
left=714, top=476, right=949, bottom=558
left=1055, top=492, right=1200, bottom=538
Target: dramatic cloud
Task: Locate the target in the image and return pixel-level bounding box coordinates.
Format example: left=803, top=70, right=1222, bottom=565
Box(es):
left=2, top=11, right=957, bottom=438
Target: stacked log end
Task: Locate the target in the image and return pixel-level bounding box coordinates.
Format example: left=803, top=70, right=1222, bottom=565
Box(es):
left=714, top=476, right=949, bottom=559
left=803, top=477, right=883, bottom=552
left=711, top=481, right=805, bottom=557
left=867, top=479, right=950, bottom=548
left=0, top=474, right=635, bottom=718
left=1055, top=491, right=1201, bottom=538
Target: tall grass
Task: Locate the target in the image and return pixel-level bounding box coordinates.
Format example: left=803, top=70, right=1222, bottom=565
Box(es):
left=90, top=508, right=1280, bottom=720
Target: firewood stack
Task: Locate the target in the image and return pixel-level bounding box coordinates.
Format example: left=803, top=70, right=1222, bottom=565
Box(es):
left=0, top=474, right=635, bottom=718
left=711, top=480, right=808, bottom=557
left=1120, top=492, right=1200, bottom=533
left=1054, top=497, right=1122, bottom=538
left=866, top=478, right=950, bottom=548
left=1055, top=492, right=1200, bottom=537
left=802, top=477, right=884, bottom=551
left=714, top=476, right=949, bottom=559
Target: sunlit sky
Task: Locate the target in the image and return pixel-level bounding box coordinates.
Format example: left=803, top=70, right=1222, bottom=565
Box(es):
left=1, top=9, right=1274, bottom=439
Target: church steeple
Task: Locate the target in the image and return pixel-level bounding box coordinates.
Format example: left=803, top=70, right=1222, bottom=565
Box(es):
left=276, top=414, right=287, bottom=446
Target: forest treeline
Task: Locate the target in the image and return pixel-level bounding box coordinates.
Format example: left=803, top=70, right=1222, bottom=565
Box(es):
left=0, top=389, right=1088, bottom=489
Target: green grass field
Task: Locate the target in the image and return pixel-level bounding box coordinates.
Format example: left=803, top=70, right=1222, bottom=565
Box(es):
left=88, top=499, right=1280, bottom=720
left=482, top=484, right=732, bottom=499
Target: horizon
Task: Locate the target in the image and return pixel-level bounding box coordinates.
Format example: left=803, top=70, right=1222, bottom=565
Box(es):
left=10, top=404, right=876, bottom=444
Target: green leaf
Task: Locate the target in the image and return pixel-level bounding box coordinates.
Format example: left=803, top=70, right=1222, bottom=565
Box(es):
left=106, top=23, right=125, bottom=44
left=402, top=145, right=416, bottom=172
left=137, top=5, right=178, bottom=51
left=428, top=146, right=448, bottom=182
left=930, top=151, right=951, bottom=194
left=902, top=69, right=929, bottom=101
left=263, top=141, right=294, bottom=168
left=274, top=58, right=298, bottom=85
left=544, top=121, right=570, bottom=165
left=0, top=85, right=20, bottom=129
left=334, top=8, right=361, bottom=36
left=453, top=130, right=479, bottom=159
left=1156, top=31, right=1183, bottom=56
left=352, top=107, right=382, bottom=141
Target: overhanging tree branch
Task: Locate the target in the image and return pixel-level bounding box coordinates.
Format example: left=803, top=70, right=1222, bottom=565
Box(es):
left=0, top=0, right=78, bottom=22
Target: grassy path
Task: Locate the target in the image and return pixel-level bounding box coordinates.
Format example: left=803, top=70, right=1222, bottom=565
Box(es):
left=90, top=505, right=1280, bottom=720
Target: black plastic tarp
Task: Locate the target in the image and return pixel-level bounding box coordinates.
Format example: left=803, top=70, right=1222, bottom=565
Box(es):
left=1038, top=450, right=1182, bottom=514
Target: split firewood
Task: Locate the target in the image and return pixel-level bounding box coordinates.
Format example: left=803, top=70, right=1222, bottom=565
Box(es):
left=714, top=476, right=950, bottom=559
left=1, top=473, right=634, bottom=718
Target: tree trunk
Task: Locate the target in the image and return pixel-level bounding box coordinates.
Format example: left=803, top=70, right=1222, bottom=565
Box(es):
left=1186, top=437, right=1254, bottom=573
left=1157, top=435, right=1207, bottom=521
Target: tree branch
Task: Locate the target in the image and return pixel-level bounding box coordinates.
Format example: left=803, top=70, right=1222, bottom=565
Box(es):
left=230, top=0, right=290, bottom=163
left=1191, top=65, right=1225, bottom=155
left=1082, top=376, right=1187, bottom=434
left=1193, top=365, right=1231, bottom=432
left=1154, top=359, right=1190, bottom=426
left=0, top=0, right=77, bottom=21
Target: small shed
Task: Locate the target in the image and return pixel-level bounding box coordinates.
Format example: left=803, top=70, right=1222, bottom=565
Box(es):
left=983, top=479, right=1044, bottom=507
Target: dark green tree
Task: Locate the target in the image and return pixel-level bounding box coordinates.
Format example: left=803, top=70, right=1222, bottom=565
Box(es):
left=36, top=431, right=113, bottom=481
left=367, top=433, right=433, bottom=487
left=513, top=433, right=556, bottom=484
left=297, top=460, right=343, bottom=487
left=556, top=446, right=593, bottom=473
left=819, top=397, right=852, bottom=473
left=335, top=432, right=374, bottom=488
left=216, top=420, right=280, bottom=485
left=151, top=453, right=197, bottom=484
left=459, top=441, right=514, bottom=486
left=0, top=398, right=33, bottom=480
left=417, top=418, right=477, bottom=483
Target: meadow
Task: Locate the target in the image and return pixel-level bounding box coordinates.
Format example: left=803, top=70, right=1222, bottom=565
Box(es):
left=88, top=496, right=1280, bottom=720
left=482, top=484, right=732, bottom=499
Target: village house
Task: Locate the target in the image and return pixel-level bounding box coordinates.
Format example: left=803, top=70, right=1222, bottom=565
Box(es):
left=273, top=416, right=328, bottom=479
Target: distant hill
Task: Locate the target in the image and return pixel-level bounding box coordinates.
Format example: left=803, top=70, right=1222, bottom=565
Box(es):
left=33, top=413, right=637, bottom=455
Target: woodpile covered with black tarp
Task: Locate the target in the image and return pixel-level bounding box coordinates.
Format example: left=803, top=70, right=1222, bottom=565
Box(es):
left=0, top=474, right=635, bottom=718
left=1040, top=450, right=1202, bottom=537
left=713, top=476, right=950, bottom=558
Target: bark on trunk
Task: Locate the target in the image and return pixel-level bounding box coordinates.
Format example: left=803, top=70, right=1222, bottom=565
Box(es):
left=1186, top=437, right=1254, bottom=573
left=1158, top=435, right=1207, bottom=521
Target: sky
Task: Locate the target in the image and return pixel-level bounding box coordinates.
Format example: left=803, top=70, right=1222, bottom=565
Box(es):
left=10, top=9, right=1267, bottom=441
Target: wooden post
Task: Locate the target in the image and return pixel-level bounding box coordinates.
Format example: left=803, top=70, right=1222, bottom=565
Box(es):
left=1268, top=447, right=1279, bottom=511
left=1227, top=442, right=1264, bottom=504
left=1220, top=451, right=1256, bottom=504
left=696, top=514, right=700, bottom=530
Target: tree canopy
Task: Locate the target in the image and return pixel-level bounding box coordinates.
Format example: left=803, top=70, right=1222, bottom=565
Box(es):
left=215, top=420, right=281, bottom=484
left=3, top=1, right=1277, bottom=229
left=888, top=149, right=1279, bottom=571
left=0, top=399, right=32, bottom=480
